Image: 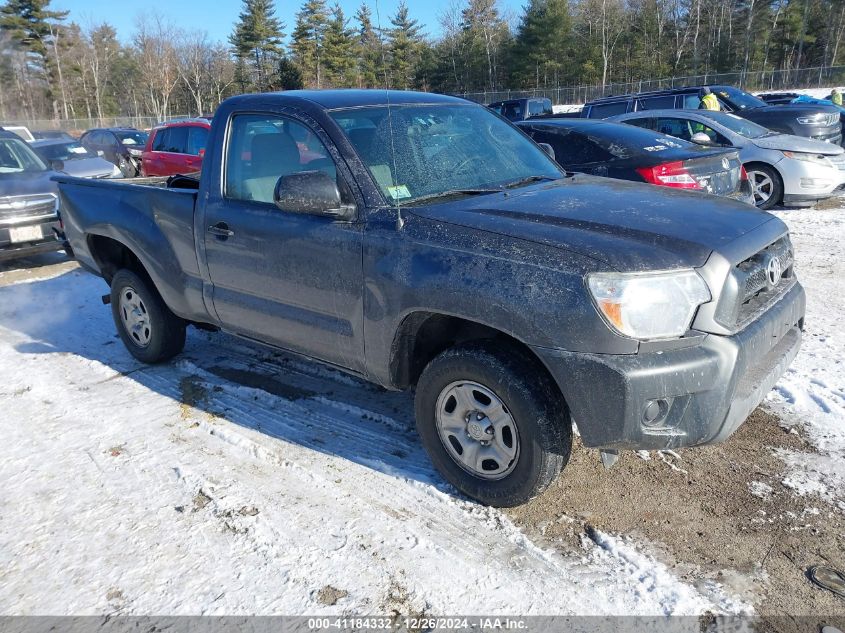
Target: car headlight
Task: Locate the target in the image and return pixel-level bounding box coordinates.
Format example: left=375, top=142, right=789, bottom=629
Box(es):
left=782, top=150, right=834, bottom=168
left=797, top=114, right=825, bottom=125
left=127, top=148, right=142, bottom=157
left=587, top=270, right=711, bottom=340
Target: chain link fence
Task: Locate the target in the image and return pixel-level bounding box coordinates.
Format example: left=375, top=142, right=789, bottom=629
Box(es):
left=455, top=65, right=845, bottom=105
left=0, top=115, right=193, bottom=135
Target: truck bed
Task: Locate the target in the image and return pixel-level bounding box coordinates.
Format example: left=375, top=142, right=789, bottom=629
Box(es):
left=54, top=173, right=207, bottom=322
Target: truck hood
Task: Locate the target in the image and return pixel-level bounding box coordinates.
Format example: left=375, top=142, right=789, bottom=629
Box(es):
left=0, top=170, right=59, bottom=197
left=409, top=175, right=776, bottom=271
left=752, top=132, right=845, bottom=154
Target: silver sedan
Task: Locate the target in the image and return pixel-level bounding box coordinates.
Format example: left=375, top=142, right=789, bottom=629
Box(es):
left=610, top=109, right=845, bottom=209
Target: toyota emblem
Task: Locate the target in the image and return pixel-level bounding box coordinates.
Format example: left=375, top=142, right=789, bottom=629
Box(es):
left=766, top=255, right=783, bottom=288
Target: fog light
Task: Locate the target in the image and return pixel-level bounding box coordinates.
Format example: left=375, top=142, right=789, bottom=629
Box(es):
left=642, top=398, right=670, bottom=427
left=800, top=178, right=832, bottom=189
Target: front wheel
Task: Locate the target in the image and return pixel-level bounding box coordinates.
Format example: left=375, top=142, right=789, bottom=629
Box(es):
left=110, top=269, right=186, bottom=363
left=415, top=342, right=572, bottom=507
left=745, top=163, right=783, bottom=210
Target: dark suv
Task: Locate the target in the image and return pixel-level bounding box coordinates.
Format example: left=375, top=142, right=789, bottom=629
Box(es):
left=583, top=85, right=842, bottom=145
left=488, top=97, right=553, bottom=121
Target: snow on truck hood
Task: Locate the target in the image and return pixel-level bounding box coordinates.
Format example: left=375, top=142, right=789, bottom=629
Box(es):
left=410, top=175, right=778, bottom=271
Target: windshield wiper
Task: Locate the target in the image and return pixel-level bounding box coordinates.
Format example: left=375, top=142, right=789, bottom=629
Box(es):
left=404, top=188, right=502, bottom=206
left=501, top=175, right=558, bottom=189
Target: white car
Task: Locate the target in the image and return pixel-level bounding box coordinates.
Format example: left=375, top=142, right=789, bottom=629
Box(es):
left=610, top=109, right=845, bottom=209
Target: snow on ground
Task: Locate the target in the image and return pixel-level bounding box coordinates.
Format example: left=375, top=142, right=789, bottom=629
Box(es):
left=768, top=206, right=845, bottom=511
left=0, top=268, right=747, bottom=615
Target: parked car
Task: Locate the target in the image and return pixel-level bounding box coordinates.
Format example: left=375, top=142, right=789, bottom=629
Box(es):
left=488, top=97, right=553, bottom=121
left=0, top=129, right=64, bottom=261
left=79, top=127, right=148, bottom=177
left=517, top=118, right=754, bottom=205
left=30, top=138, right=122, bottom=179
left=141, top=119, right=210, bottom=177
left=582, top=85, right=843, bottom=145
left=2, top=125, right=35, bottom=142
left=31, top=130, right=76, bottom=141
left=57, top=90, right=804, bottom=507
left=757, top=92, right=802, bottom=106
left=611, top=109, right=845, bottom=209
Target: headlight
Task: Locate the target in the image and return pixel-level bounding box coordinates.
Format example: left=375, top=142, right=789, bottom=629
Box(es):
left=127, top=148, right=142, bottom=157
left=587, top=270, right=711, bottom=340
left=797, top=114, right=825, bottom=124
left=782, top=150, right=834, bottom=168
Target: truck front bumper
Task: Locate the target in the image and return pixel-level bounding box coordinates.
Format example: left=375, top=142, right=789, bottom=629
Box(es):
left=533, top=281, right=805, bottom=450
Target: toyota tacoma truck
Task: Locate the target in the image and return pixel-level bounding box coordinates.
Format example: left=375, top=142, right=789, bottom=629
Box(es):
left=55, top=90, right=805, bottom=507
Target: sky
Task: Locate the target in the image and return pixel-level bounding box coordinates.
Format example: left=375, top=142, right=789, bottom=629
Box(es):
left=51, top=0, right=524, bottom=44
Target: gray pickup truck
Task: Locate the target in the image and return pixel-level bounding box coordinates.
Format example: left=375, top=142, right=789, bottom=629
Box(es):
left=56, top=90, right=805, bottom=507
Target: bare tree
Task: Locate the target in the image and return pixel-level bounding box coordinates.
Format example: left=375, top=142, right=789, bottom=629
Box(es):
left=133, top=13, right=181, bottom=121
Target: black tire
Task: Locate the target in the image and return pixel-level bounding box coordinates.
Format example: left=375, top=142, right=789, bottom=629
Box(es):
left=745, top=163, right=783, bottom=210
left=414, top=342, right=572, bottom=507
left=110, top=268, right=186, bottom=363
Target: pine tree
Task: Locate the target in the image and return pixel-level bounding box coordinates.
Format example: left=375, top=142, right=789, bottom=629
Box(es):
left=355, top=3, right=383, bottom=87
left=276, top=55, right=304, bottom=89
left=290, top=0, right=329, bottom=88
left=322, top=3, right=355, bottom=86
left=0, top=0, right=69, bottom=116
left=386, top=0, right=424, bottom=90
left=509, top=0, right=573, bottom=89
left=229, top=0, right=285, bottom=92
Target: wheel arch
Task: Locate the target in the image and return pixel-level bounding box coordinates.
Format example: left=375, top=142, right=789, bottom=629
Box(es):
left=389, top=311, right=565, bottom=404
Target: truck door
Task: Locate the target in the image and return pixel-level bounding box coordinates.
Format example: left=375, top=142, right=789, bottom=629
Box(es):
left=202, top=112, right=365, bottom=373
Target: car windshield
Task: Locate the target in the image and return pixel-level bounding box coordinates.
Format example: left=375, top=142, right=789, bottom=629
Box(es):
left=37, top=141, right=93, bottom=161
left=698, top=111, right=769, bottom=138
left=332, top=103, right=562, bottom=204
left=116, top=131, right=148, bottom=146
left=0, top=137, right=47, bottom=174
left=715, top=87, right=767, bottom=110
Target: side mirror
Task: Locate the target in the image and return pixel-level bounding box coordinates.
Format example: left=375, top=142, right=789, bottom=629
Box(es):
left=274, top=170, right=355, bottom=220
left=690, top=132, right=713, bottom=145
left=538, top=142, right=555, bottom=160
left=50, top=159, right=65, bottom=172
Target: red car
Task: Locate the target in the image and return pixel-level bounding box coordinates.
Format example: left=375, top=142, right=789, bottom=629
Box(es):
left=141, top=120, right=210, bottom=177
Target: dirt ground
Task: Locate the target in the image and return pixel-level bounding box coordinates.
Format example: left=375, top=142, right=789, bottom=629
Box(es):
left=508, top=409, right=845, bottom=628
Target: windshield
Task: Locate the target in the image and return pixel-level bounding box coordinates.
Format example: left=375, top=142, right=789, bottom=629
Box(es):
left=715, top=87, right=767, bottom=110
left=0, top=138, right=47, bottom=174
left=699, top=111, right=769, bottom=138
left=115, top=131, right=148, bottom=146
left=36, top=141, right=93, bottom=161
left=331, top=103, right=562, bottom=204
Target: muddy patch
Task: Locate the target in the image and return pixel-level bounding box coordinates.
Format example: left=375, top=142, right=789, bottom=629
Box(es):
left=207, top=366, right=316, bottom=401
left=507, top=409, right=845, bottom=623
left=316, top=585, right=348, bottom=606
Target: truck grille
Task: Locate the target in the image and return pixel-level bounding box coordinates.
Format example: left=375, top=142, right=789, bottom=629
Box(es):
left=711, top=235, right=796, bottom=332
left=0, top=194, right=58, bottom=225
left=731, top=236, right=795, bottom=330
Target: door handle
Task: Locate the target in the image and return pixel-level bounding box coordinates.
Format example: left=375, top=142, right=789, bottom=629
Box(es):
left=208, top=222, right=234, bottom=239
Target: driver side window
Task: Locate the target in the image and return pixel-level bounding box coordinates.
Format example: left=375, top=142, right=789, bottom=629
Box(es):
left=225, top=113, right=338, bottom=205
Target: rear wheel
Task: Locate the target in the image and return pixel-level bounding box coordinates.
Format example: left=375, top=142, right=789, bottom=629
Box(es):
left=415, top=342, right=572, bottom=507
left=110, top=269, right=186, bottom=363
left=745, top=163, right=783, bottom=210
